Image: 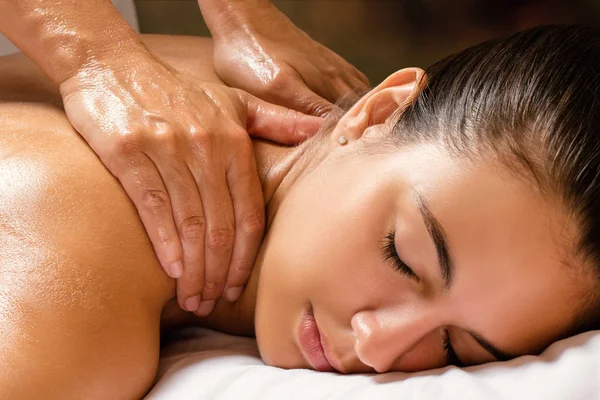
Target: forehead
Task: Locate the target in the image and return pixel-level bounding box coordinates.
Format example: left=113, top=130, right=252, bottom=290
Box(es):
left=388, top=143, right=582, bottom=352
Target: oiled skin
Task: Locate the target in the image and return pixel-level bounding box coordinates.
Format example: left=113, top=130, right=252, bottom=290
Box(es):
left=0, top=35, right=226, bottom=400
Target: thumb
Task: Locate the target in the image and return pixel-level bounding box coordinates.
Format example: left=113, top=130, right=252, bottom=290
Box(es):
left=243, top=93, right=325, bottom=145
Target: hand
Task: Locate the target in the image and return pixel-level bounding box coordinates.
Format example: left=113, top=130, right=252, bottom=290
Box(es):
left=210, top=2, right=371, bottom=117
left=59, top=48, right=322, bottom=316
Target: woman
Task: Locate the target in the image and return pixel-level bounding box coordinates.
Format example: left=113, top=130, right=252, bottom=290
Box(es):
left=1, top=25, right=599, bottom=399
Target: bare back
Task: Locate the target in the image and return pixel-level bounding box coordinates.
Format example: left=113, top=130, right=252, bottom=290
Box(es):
left=0, top=35, right=220, bottom=400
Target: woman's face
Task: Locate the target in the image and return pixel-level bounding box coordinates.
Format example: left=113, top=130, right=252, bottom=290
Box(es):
left=253, top=134, right=584, bottom=373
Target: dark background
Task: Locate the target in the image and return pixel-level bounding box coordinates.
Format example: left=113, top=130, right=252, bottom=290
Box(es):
left=134, top=0, right=600, bottom=84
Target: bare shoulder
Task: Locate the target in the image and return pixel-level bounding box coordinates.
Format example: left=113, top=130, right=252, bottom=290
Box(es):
left=0, top=103, right=174, bottom=399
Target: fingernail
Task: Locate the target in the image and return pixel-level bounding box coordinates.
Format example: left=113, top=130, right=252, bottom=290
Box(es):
left=225, top=287, right=243, bottom=302
left=169, top=261, right=183, bottom=279
left=197, top=300, right=215, bottom=316
left=184, top=295, right=201, bottom=312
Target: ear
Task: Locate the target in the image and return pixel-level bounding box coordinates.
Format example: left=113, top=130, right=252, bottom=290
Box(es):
left=331, top=67, right=425, bottom=144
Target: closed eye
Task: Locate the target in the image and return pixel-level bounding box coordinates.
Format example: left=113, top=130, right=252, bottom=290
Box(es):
left=381, top=230, right=418, bottom=280
left=443, top=328, right=465, bottom=367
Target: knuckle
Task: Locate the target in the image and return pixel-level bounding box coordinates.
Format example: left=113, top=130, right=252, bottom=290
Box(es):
left=186, top=123, right=205, bottom=140
left=185, top=270, right=203, bottom=286
left=323, top=64, right=338, bottom=78
left=231, top=126, right=250, bottom=143
left=206, top=227, right=235, bottom=252
left=308, top=102, right=334, bottom=118
left=358, top=71, right=371, bottom=87
left=154, top=130, right=179, bottom=154
left=228, top=134, right=254, bottom=163
left=203, top=280, right=223, bottom=292
left=179, top=215, right=207, bottom=240
left=235, top=133, right=253, bottom=153
left=146, top=115, right=176, bottom=136
left=189, top=132, right=212, bottom=158
left=239, top=208, right=265, bottom=236
left=154, top=123, right=177, bottom=139
left=113, top=132, right=143, bottom=157
left=264, top=73, right=290, bottom=93
left=189, top=128, right=210, bottom=146
left=140, top=188, right=170, bottom=212
left=232, top=261, right=253, bottom=273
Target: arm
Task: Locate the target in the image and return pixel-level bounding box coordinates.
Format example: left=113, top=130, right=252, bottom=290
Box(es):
left=0, top=0, right=141, bottom=85
left=0, top=0, right=322, bottom=315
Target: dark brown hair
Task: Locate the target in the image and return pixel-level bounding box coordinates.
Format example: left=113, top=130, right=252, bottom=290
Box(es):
left=393, top=24, right=600, bottom=337
left=307, top=25, right=600, bottom=339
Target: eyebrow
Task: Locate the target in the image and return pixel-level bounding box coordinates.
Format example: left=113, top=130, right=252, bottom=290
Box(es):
left=415, top=193, right=454, bottom=290
left=414, top=192, right=516, bottom=362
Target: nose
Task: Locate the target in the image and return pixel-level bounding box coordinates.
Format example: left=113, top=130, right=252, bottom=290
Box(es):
left=351, top=306, right=439, bottom=373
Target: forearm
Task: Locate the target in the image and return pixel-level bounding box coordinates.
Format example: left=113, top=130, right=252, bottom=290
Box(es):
left=0, top=0, right=143, bottom=85
left=0, top=35, right=223, bottom=104
left=198, top=0, right=274, bottom=40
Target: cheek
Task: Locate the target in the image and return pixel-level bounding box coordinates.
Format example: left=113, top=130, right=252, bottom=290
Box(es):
left=262, top=161, right=396, bottom=304
left=255, top=156, right=416, bottom=364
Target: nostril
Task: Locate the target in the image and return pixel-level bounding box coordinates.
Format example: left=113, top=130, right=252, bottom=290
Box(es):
left=354, top=334, right=391, bottom=373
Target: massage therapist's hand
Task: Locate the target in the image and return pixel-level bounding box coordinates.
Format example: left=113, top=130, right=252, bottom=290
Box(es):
left=59, top=48, right=322, bottom=316
left=199, top=0, right=371, bottom=117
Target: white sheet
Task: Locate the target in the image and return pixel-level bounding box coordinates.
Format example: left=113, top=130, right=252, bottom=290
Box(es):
left=146, top=328, right=600, bottom=400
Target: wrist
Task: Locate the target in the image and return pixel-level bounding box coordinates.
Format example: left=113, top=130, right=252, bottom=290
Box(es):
left=58, top=41, right=167, bottom=99
left=54, top=28, right=145, bottom=85
left=198, top=0, right=274, bottom=41
left=0, top=0, right=145, bottom=86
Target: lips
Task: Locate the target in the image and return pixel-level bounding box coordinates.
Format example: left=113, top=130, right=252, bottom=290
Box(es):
left=298, top=305, right=337, bottom=372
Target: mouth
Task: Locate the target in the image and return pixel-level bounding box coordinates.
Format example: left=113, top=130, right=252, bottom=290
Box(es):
left=298, top=304, right=339, bottom=373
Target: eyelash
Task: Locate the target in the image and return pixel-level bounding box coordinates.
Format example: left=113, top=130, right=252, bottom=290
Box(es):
left=381, top=230, right=463, bottom=367
left=382, top=230, right=418, bottom=279
left=443, top=328, right=464, bottom=367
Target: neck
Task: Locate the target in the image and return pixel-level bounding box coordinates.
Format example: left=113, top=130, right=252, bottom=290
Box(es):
left=161, top=134, right=326, bottom=336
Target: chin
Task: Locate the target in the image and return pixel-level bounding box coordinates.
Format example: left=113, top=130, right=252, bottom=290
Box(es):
left=256, top=334, right=307, bottom=370
left=254, top=307, right=309, bottom=370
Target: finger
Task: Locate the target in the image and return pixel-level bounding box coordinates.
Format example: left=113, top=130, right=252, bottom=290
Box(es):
left=242, top=91, right=325, bottom=145
left=286, top=83, right=335, bottom=118
left=297, top=61, right=354, bottom=105
left=327, top=52, right=371, bottom=91
left=147, top=148, right=207, bottom=312
left=222, top=134, right=265, bottom=302
left=189, top=151, right=235, bottom=316
left=323, top=76, right=359, bottom=104
left=336, top=62, right=371, bottom=93
left=254, top=74, right=334, bottom=118
left=353, top=68, right=372, bottom=89
left=114, top=151, right=183, bottom=280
